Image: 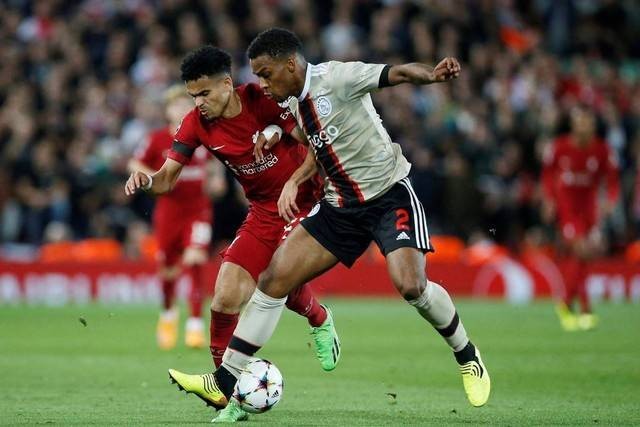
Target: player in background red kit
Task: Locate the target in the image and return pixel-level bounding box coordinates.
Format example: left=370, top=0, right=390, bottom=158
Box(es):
left=128, top=85, right=226, bottom=350
left=125, top=46, right=340, bottom=418
left=541, top=106, right=620, bottom=331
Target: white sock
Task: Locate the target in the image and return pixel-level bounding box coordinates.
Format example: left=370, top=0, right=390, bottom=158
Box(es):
left=186, top=317, right=203, bottom=331
left=161, top=307, right=178, bottom=321
left=222, top=288, right=287, bottom=378
left=409, top=281, right=469, bottom=352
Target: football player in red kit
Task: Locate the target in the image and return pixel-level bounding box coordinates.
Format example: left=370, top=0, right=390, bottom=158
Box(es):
left=129, top=85, right=223, bottom=350
left=542, top=105, right=620, bottom=331
left=125, top=46, right=340, bottom=416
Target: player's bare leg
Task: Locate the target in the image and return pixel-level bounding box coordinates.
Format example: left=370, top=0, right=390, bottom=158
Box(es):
left=157, top=265, right=180, bottom=350
left=556, top=252, right=580, bottom=332
left=183, top=246, right=208, bottom=348
left=386, top=247, right=490, bottom=407
left=210, top=262, right=257, bottom=366
left=170, top=239, right=340, bottom=419
left=575, top=235, right=600, bottom=331
left=168, top=262, right=254, bottom=415
left=213, top=226, right=339, bottom=403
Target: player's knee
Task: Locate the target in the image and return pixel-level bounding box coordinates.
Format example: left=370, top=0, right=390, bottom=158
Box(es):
left=160, top=266, right=180, bottom=280
left=393, top=273, right=427, bottom=301
left=210, top=286, right=243, bottom=313
left=256, top=267, right=288, bottom=298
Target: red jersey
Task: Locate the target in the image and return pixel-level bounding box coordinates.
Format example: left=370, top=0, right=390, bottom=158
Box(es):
left=134, top=126, right=210, bottom=215
left=168, top=83, right=322, bottom=213
left=541, top=135, right=620, bottom=235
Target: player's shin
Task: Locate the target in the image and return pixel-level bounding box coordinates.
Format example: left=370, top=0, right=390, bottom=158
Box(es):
left=186, top=264, right=204, bottom=318
left=409, top=280, right=490, bottom=406
left=210, top=310, right=239, bottom=367
left=161, top=278, right=177, bottom=310
left=408, top=280, right=468, bottom=351
left=285, top=283, right=327, bottom=327
left=218, top=288, right=286, bottom=393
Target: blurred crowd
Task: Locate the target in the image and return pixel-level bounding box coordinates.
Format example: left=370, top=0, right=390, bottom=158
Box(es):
left=1, top=0, right=639, bottom=260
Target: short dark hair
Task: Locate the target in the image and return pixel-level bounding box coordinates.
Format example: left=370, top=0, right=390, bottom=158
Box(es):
left=180, top=46, right=231, bottom=82
left=247, top=28, right=303, bottom=60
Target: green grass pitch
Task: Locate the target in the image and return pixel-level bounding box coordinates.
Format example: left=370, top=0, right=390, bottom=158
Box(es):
left=1, top=299, right=639, bottom=425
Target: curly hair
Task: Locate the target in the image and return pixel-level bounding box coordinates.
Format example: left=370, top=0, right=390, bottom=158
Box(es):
left=247, top=28, right=303, bottom=59
left=180, top=46, right=231, bottom=82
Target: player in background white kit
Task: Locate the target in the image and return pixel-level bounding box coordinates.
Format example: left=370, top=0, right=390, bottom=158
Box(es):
left=192, top=28, right=491, bottom=423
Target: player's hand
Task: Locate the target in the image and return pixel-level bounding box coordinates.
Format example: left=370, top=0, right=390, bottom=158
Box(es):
left=430, top=57, right=461, bottom=82
left=124, top=171, right=151, bottom=196
left=278, top=180, right=300, bottom=222
left=254, top=131, right=281, bottom=163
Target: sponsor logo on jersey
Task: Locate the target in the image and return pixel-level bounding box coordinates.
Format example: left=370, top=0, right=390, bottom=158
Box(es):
left=316, top=96, right=332, bottom=117
left=307, top=125, right=339, bottom=149
left=279, top=110, right=291, bottom=120
left=224, top=153, right=279, bottom=176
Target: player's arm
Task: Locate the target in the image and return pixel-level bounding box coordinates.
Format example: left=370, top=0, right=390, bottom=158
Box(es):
left=127, top=158, right=155, bottom=176
left=127, top=110, right=200, bottom=196
left=601, top=147, right=621, bottom=218
left=253, top=124, right=283, bottom=162
left=278, top=148, right=318, bottom=222
left=125, top=157, right=184, bottom=196
left=540, top=142, right=558, bottom=223
left=253, top=88, right=300, bottom=161
left=385, top=58, right=461, bottom=87
left=290, top=126, right=306, bottom=144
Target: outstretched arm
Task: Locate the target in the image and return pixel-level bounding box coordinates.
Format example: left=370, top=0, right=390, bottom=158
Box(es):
left=127, top=159, right=155, bottom=176
left=386, top=57, right=461, bottom=86
left=125, top=158, right=184, bottom=196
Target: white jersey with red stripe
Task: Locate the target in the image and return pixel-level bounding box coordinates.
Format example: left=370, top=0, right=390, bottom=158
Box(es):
left=285, top=61, right=412, bottom=208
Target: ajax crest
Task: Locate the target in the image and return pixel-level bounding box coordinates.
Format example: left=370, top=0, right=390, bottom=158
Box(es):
left=316, top=96, right=332, bottom=117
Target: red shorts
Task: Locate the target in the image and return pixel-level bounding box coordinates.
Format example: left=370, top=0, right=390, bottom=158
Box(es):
left=154, top=207, right=212, bottom=266
left=221, top=206, right=309, bottom=281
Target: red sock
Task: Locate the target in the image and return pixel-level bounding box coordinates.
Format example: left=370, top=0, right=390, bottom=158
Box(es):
left=161, top=278, right=176, bottom=310
left=285, top=284, right=327, bottom=327
left=560, top=256, right=580, bottom=310
left=576, top=260, right=591, bottom=313
left=186, top=264, right=204, bottom=318
left=210, top=310, right=239, bottom=368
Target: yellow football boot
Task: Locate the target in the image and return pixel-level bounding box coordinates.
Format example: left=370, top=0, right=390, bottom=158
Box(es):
left=185, top=317, right=206, bottom=348
left=157, top=310, right=178, bottom=350
left=168, top=369, right=228, bottom=409
left=577, top=313, right=599, bottom=331
left=555, top=303, right=579, bottom=332
left=457, top=343, right=491, bottom=407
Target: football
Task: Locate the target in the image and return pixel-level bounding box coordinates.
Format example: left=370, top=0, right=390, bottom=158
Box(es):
left=232, top=359, right=284, bottom=414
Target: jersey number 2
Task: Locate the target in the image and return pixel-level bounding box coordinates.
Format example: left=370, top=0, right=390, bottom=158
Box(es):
left=395, top=209, right=410, bottom=231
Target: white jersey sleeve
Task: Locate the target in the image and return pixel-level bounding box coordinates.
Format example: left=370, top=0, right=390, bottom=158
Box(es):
left=330, top=61, right=387, bottom=101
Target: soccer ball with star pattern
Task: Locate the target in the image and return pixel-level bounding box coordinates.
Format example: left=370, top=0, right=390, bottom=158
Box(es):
left=232, top=359, right=284, bottom=414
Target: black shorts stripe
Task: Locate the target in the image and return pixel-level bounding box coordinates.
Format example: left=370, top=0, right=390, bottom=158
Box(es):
left=171, top=140, right=195, bottom=158
left=228, top=336, right=260, bottom=356
left=437, top=312, right=460, bottom=338
left=404, top=178, right=429, bottom=248
left=398, top=178, right=429, bottom=249
left=299, top=95, right=363, bottom=207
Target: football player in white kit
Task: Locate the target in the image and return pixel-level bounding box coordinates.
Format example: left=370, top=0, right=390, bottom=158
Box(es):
left=203, top=28, right=490, bottom=422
